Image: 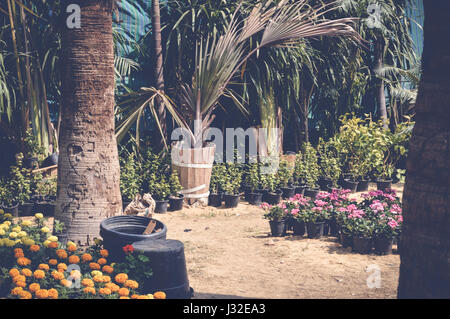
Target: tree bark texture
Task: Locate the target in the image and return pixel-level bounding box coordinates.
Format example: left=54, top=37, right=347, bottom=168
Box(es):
left=397, top=0, right=450, bottom=298
left=55, top=0, right=122, bottom=246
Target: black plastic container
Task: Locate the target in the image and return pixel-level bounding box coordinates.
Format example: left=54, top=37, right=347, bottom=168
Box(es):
left=45, top=202, right=55, bottom=217
left=340, top=232, right=353, bottom=248
left=266, top=190, right=282, bottom=205
left=169, top=194, right=184, bottom=211
left=281, top=187, right=295, bottom=199
left=342, top=179, right=359, bottom=193
left=373, top=236, right=393, bottom=255
left=318, top=178, right=332, bottom=191
left=353, top=236, right=373, bottom=254
left=376, top=179, right=392, bottom=191
left=3, top=204, right=19, bottom=217
left=356, top=180, right=370, bottom=192
left=293, top=185, right=306, bottom=195
left=100, top=216, right=167, bottom=262
left=155, top=200, right=169, bottom=214
left=20, top=202, right=35, bottom=216
left=42, top=153, right=58, bottom=167
left=34, top=201, right=48, bottom=215
left=208, top=193, right=222, bottom=207
left=224, top=193, right=240, bottom=208
left=269, top=220, right=286, bottom=237
left=248, top=192, right=263, bottom=206
left=132, top=239, right=193, bottom=299
left=326, top=184, right=342, bottom=193
left=122, top=200, right=132, bottom=211
left=306, top=221, right=325, bottom=238
left=304, top=188, right=320, bottom=199
left=328, top=218, right=339, bottom=237
left=292, top=220, right=306, bottom=236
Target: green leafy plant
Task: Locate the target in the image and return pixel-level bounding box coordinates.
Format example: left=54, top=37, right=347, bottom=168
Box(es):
left=24, top=128, right=46, bottom=164
left=223, top=163, right=243, bottom=195
left=2, top=153, right=32, bottom=206
left=148, top=174, right=171, bottom=201
left=261, top=173, right=277, bottom=193
left=169, top=171, right=182, bottom=196
left=119, top=152, right=142, bottom=202
left=263, top=205, right=286, bottom=222
left=317, top=138, right=341, bottom=188
left=293, top=152, right=306, bottom=185
left=301, top=143, right=320, bottom=189
left=210, top=163, right=227, bottom=194
left=36, top=177, right=57, bottom=198
left=276, top=160, right=293, bottom=188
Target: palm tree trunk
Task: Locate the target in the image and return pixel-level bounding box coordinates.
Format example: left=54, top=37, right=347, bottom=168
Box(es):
left=375, top=37, right=388, bottom=129
left=152, top=0, right=167, bottom=148
left=397, top=0, right=450, bottom=298
left=55, top=0, right=122, bottom=246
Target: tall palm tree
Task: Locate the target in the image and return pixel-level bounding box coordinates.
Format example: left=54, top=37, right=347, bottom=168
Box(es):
left=397, top=0, right=450, bottom=298
left=55, top=0, right=122, bottom=245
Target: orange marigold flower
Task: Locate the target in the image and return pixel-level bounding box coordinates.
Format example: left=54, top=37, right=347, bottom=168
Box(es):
left=89, top=262, right=100, bottom=270
left=17, top=257, right=31, bottom=266
left=124, top=280, right=139, bottom=290
left=9, top=268, right=20, bottom=278
left=120, top=296, right=130, bottom=299
left=118, top=287, right=129, bottom=297
left=48, top=259, right=58, bottom=266
left=93, top=275, right=103, bottom=283
left=97, top=258, right=107, bottom=265
left=115, top=273, right=128, bottom=284
left=11, top=287, right=23, bottom=296
left=102, top=275, right=111, bottom=283
left=102, top=265, right=114, bottom=274
left=69, top=270, right=81, bottom=280
left=33, top=270, right=45, bottom=280
left=60, top=279, right=71, bottom=288
left=14, top=251, right=25, bottom=258
left=57, top=263, right=67, bottom=271
left=35, top=289, right=49, bottom=299
left=19, top=290, right=32, bottom=299
left=68, top=255, right=80, bottom=264
left=38, top=263, right=50, bottom=271
left=52, top=270, right=64, bottom=281
left=56, top=249, right=68, bottom=259
left=131, top=294, right=139, bottom=299
left=81, top=253, right=93, bottom=262
left=81, top=278, right=94, bottom=288
left=14, top=248, right=23, bottom=255
left=29, top=245, right=40, bottom=252
left=21, top=268, right=32, bottom=277
left=105, top=283, right=119, bottom=293
left=100, top=249, right=109, bottom=258
left=15, top=280, right=27, bottom=288
left=153, top=291, right=166, bottom=299
left=29, top=283, right=40, bottom=293
left=99, top=287, right=111, bottom=296
left=48, top=241, right=59, bottom=249
left=13, top=274, right=26, bottom=283
left=48, top=288, right=59, bottom=299
left=83, top=287, right=96, bottom=295
left=137, top=295, right=150, bottom=299
left=67, top=244, right=77, bottom=252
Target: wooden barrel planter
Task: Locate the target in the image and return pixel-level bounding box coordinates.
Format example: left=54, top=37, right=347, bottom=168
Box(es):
left=171, top=143, right=216, bottom=205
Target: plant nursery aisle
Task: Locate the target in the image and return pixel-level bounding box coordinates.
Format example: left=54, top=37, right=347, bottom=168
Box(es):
left=156, top=184, right=404, bottom=299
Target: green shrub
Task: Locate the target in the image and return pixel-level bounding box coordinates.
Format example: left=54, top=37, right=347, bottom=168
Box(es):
left=119, top=152, right=142, bottom=202
left=169, top=171, right=182, bottom=196
left=317, top=138, right=341, bottom=188
left=301, top=142, right=320, bottom=189
left=276, top=159, right=293, bottom=188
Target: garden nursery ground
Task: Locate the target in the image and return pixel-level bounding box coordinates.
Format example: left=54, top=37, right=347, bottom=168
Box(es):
left=19, top=183, right=403, bottom=299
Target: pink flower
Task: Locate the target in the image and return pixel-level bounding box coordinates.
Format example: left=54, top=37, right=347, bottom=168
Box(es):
left=387, top=218, right=399, bottom=229
left=314, top=200, right=327, bottom=207
left=347, top=204, right=357, bottom=211
left=312, top=206, right=323, bottom=212
left=291, top=208, right=299, bottom=216
left=370, top=201, right=384, bottom=213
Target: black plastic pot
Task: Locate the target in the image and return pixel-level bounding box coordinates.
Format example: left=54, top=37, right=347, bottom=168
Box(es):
left=3, top=204, right=19, bottom=217
left=45, top=202, right=55, bottom=217
left=169, top=194, right=184, bottom=211
left=356, top=180, right=370, bottom=192
left=292, top=220, right=306, bottom=236
left=373, top=235, right=393, bottom=255
left=352, top=236, right=373, bottom=254
left=328, top=218, right=339, bottom=237
left=281, top=187, right=295, bottom=199
left=266, top=190, right=282, bottom=205
left=304, top=187, right=320, bottom=199
left=269, top=220, right=286, bottom=237
left=339, top=232, right=353, bottom=248
left=306, top=221, right=325, bottom=239
left=35, top=201, right=49, bottom=216
left=208, top=193, right=222, bottom=207
left=20, top=202, right=35, bottom=216
left=318, top=178, right=332, bottom=191
left=243, top=185, right=252, bottom=202
left=293, top=184, right=306, bottom=195
left=342, top=179, right=359, bottom=193
left=376, top=179, right=393, bottom=191
left=155, top=200, right=169, bottom=214
left=122, top=200, right=132, bottom=211
left=224, top=193, right=240, bottom=208
left=326, top=184, right=342, bottom=193
left=248, top=192, right=263, bottom=206
left=132, top=239, right=193, bottom=299
left=42, top=153, right=58, bottom=167
left=323, top=221, right=330, bottom=236
left=100, top=215, right=167, bottom=262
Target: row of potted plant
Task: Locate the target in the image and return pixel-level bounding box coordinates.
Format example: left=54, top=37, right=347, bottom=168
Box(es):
left=261, top=188, right=402, bottom=255
left=119, top=150, right=184, bottom=213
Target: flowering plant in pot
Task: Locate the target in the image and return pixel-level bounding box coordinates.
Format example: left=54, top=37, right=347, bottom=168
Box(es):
left=168, top=171, right=184, bottom=211
left=262, top=204, right=286, bottom=237
left=373, top=214, right=402, bottom=255
left=347, top=213, right=374, bottom=254
left=303, top=204, right=328, bottom=239
left=276, top=160, right=294, bottom=199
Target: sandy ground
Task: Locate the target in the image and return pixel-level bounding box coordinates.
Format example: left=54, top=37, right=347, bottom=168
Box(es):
left=155, top=184, right=404, bottom=299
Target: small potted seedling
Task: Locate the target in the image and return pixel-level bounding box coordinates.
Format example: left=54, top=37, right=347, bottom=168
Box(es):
left=168, top=171, right=184, bottom=211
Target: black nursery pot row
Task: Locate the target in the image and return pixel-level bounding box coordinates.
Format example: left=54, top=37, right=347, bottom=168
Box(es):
left=269, top=218, right=339, bottom=238
left=0, top=197, right=55, bottom=218
left=339, top=233, right=397, bottom=255
left=208, top=192, right=241, bottom=208
left=154, top=194, right=185, bottom=214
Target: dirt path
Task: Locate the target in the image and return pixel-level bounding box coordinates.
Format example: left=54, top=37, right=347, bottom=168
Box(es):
left=156, top=184, right=403, bottom=299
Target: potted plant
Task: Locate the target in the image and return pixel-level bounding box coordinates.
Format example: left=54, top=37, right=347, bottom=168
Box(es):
left=318, top=141, right=342, bottom=193
left=301, top=143, right=320, bottom=198
left=168, top=171, right=184, bottom=211
left=34, top=177, right=57, bottom=216
left=373, top=215, right=402, bottom=255
left=304, top=206, right=327, bottom=239
left=148, top=174, right=171, bottom=214
left=119, top=152, right=142, bottom=210
left=292, top=152, right=307, bottom=195
left=277, top=160, right=294, bottom=199
left=262, top=173, right=282, bottom=205
left=223, top=163, right=242, bottom=208
left=23, top=128, right=45, bottom=169
left=262, top=204, right=286, bottom=237
left=247, top=162, right=263, bottom=206
left=351, top=218, right=374, bottom=254
left=209, top=163, right=226, bottom=207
